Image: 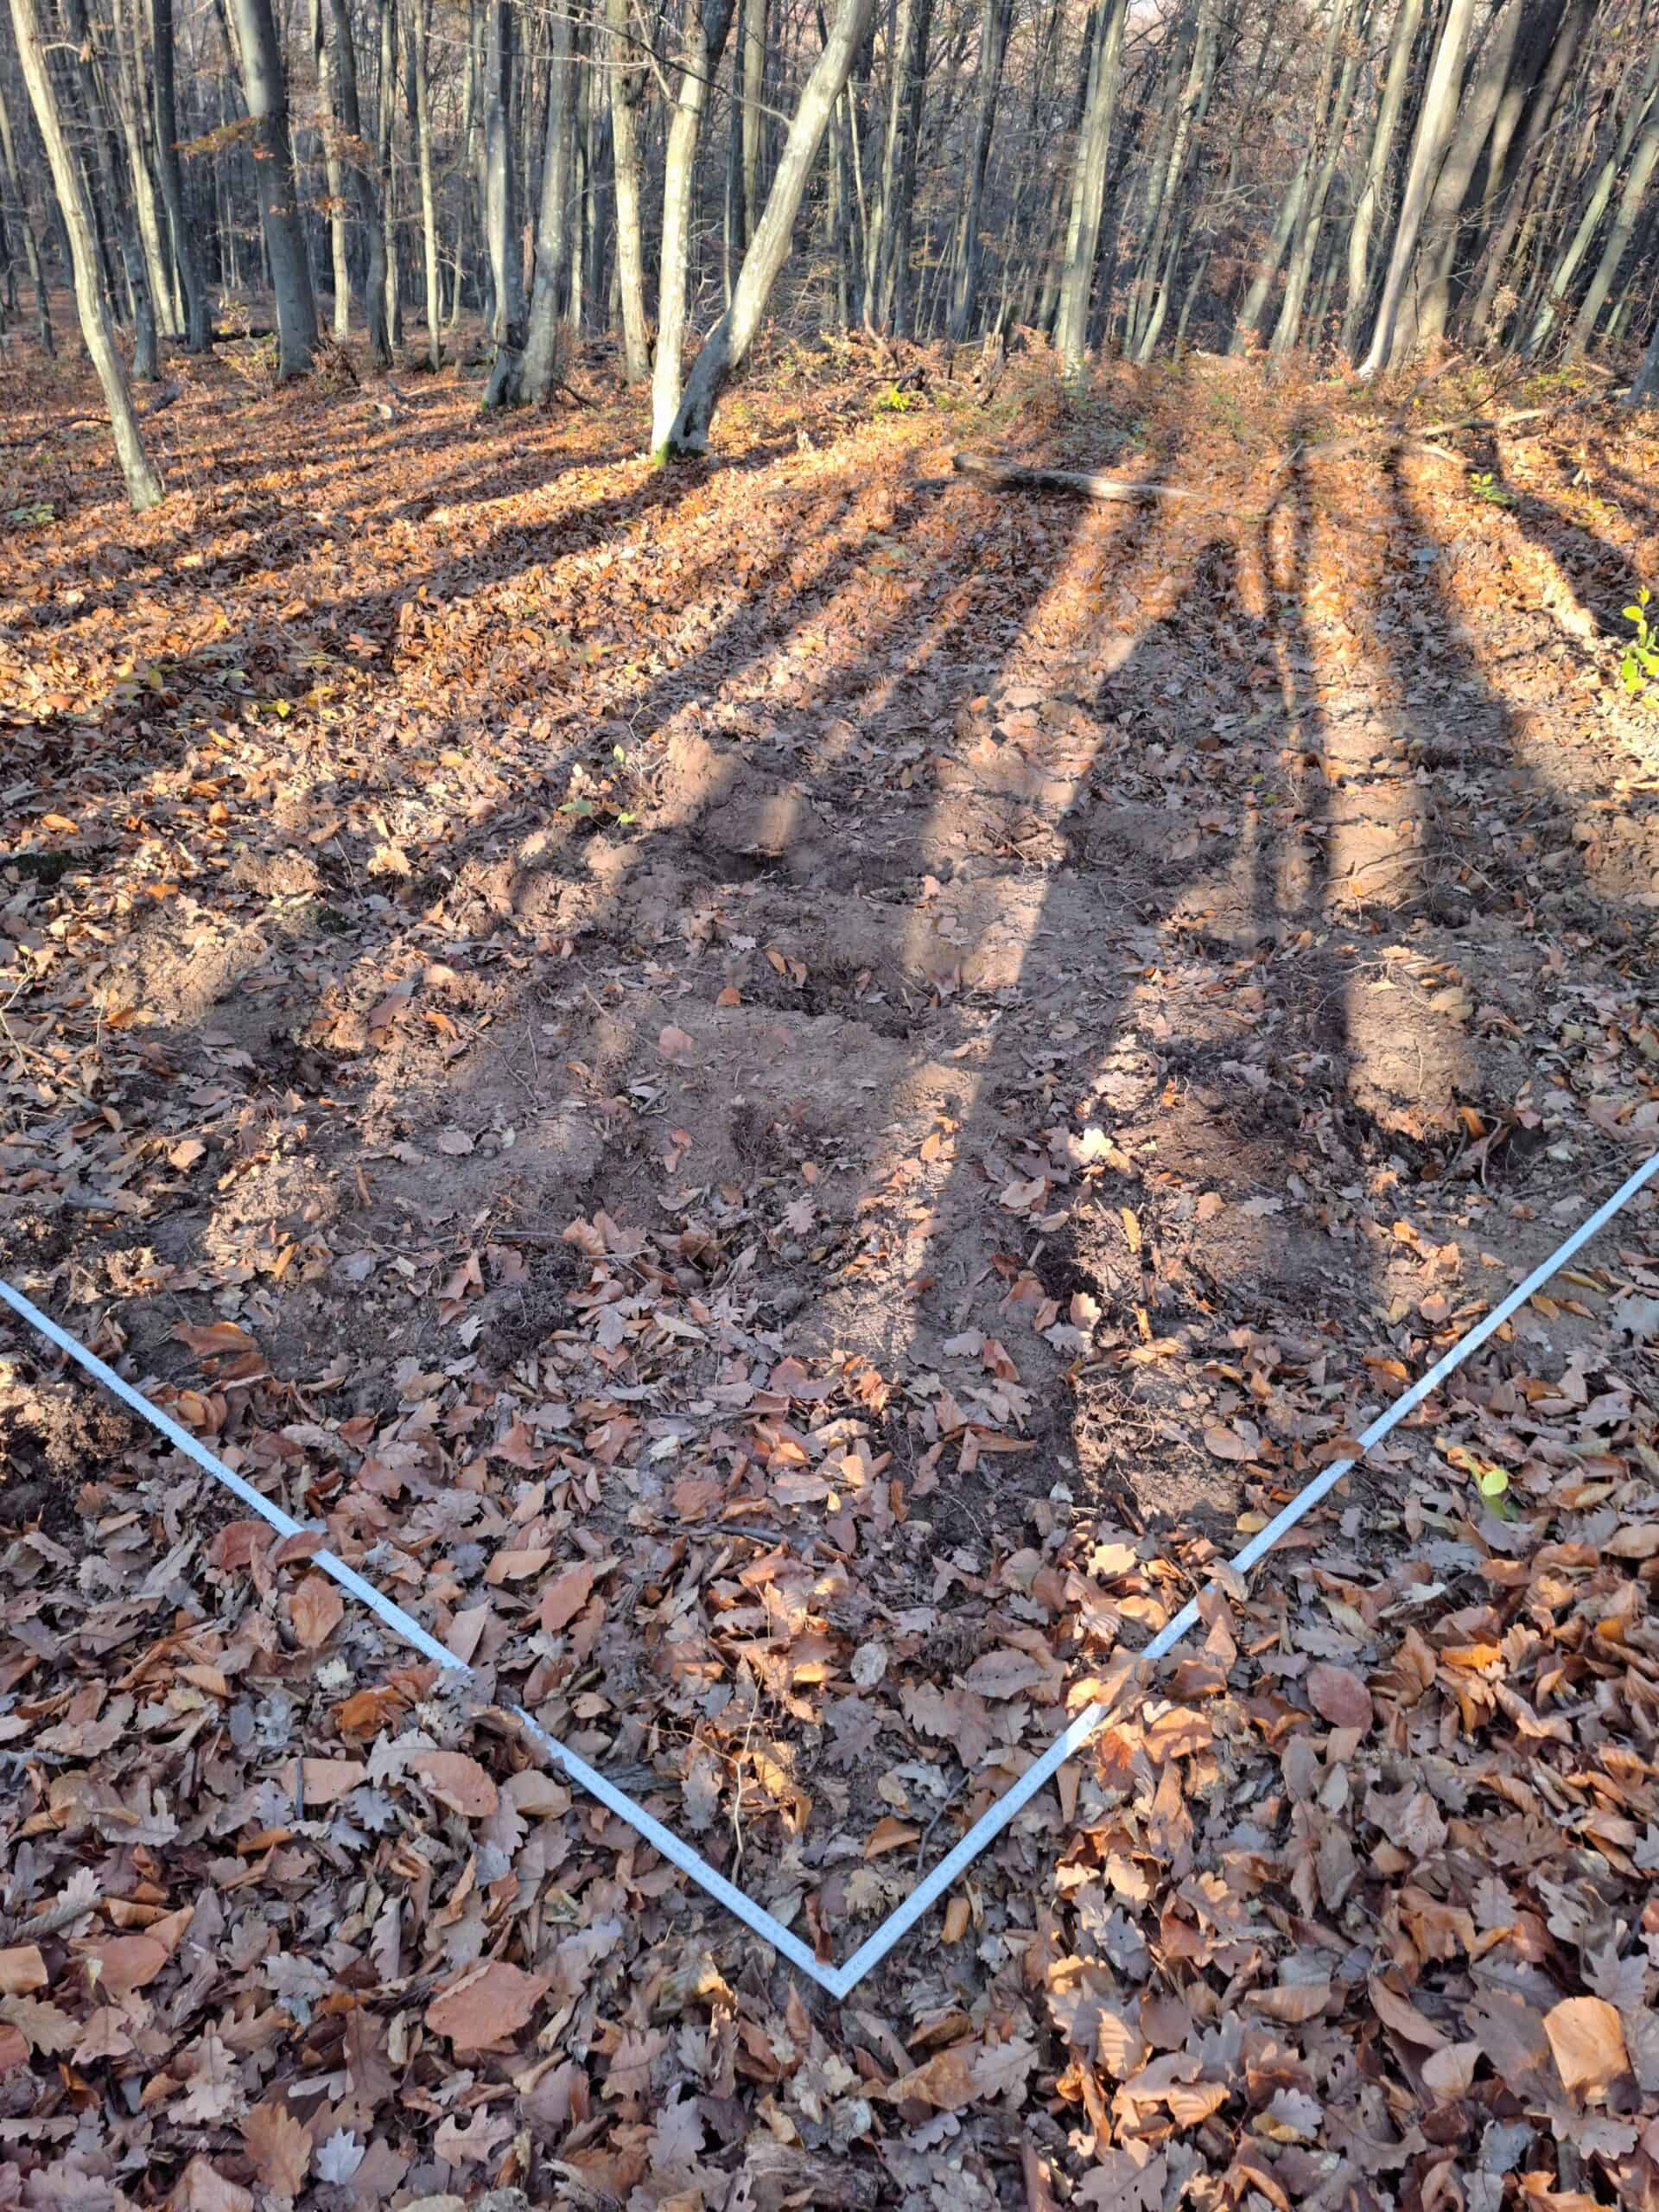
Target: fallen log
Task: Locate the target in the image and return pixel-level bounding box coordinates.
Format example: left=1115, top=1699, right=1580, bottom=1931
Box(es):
left=953, top=450, right=1197, bottom=501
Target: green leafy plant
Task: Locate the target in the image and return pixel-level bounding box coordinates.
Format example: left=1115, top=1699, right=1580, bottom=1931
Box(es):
left=1468, top=469, right=1515, bottom=506
left=559, top=744, right=639, bottom=827
left=872, top=382, right=918, bottom=415
left=6, top=499, right=55, bottom=527
left=1621, top=588, right=1658, bottom=699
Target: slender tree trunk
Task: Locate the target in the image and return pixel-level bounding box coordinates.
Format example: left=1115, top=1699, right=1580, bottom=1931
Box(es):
left=1341, top=0, right=1427, bottom=356
left=1464, top=0, right=1588, bottom=343
left=229, top=0, right=317, bottom=375
left=410, top=0, right=441, bottom=366
left=882, top=0, right=931, bottom=331
left=520, top=0, right=575, bottom=399
left=1270, top=0, right=1363, bottom=358
left=1131, top=0, right=1217, bottom=359
left=0, top=73, right=54, bottom=353
left=666, top=0, right=880, bottom=452
left=1526, top=49, right=1659, bottom=355
left=114, top=0, right=178, bottom=337
left=480, top=0, right=524, bottom=401
left=149, top=0, right=209, bottom=349
left=378, top=0, right=401, bottom=351
left=315, top=0, right=351, bottom=334
left=741, top=0, right=765, bottom=245
left=651, top=0, right=738, bottom=450
left=1568, top=105, right=1659, bottom=358
left=607, top=0, right=650, bottom=379
left=59, top=0, right=161, bottom=376
left=863, top=0, right=916, bottom=326
left=1358, top=0, right=1480, bottom=378
left=322, top=0, right=390, bottom=365
left=1055, top=0, right=1128, bottom=383
left=948, top=0, right=1013, bottom=339
left=9, top=0, right=162, bottom=504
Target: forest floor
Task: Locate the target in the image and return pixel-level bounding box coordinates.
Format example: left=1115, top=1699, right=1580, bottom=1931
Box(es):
left=2, top=321, right=1659, bottom=2211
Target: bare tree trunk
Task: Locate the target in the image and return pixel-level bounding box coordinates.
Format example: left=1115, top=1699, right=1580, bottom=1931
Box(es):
left=665, top=0, right=880, bottom=452
left=1464, top=0, right=1588, bottom=344
left=113, top=0, right=178, bottom=337
left=741, top=0, right=765, bottom=245
left=378, top=0, right=401, bottom=352
left=947, top=0, right=1012, bottom=339
left=1357, top=0, right=1479, bottom=378
left=148, top=0, right=209, bottom=349
left=315, top=0, right=352, bottom=334
left=651, top=0, right=738, bottom=451
left=60, top=0, right=161, bottom=377
left=410, top=0, right=441, bottom=367
left=520, top=0, right=575, bottom=400
left=1270, top=0, right=1364, bottom=358
left=1568, top=104, right=1659, bottom=358
left=480, top=0, right=524, bottom=402
left=1341, top=0, right=1427, bottom=358
left=8, top=0, right=162, bottom=505
left=229, top=0, right=317, bottom=375
left=0, top=73, right=54, bottom=354
left=1055, top=0, right=1128, bottom=383
left=607, top=0, right=650, bottom=379
left=1526, top=48, right=1659, bottom=356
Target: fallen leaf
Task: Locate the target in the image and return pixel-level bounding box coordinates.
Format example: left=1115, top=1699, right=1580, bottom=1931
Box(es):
left=1544, top=1996, right=1629, bottom=2099
left=425, top=1958, right=549, bottom=2050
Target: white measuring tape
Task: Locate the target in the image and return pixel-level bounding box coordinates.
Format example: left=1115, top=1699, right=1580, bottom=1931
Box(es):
left=3, top=1146, right=1656, bottom=1999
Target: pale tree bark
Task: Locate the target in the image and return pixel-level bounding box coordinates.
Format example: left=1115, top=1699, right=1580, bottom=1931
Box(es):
left=411, top=0, right=441, bottom=367
left=1464, top=0, right=1588, bottom=343
left=480, top=0, right=524, bottom=403
left=326, top=0, right=390, bottom=365
left=1395, top=0, right=1540, bottom=354
left=651, top=0, right=739, bottom=452
left=315, top=0, right=352, bottom=335
left=1128, top=0, right=1217, bottom=362
left=149, top=0, right=209, bottom=350
left=1526, top=47, right=1659, bottom=355
left=60, top=0, right=160, bottom=377
left=880, top=0, right=930, bottom=331
left=1055, top=0, right=1128, bottom=383
left=1341, top=0, right=1427, bottom=357
left=8, top=0, right=162, bottom=505
left=0, top=72, right=54, bottom=354
left=113, top=0, right=178, bottom=337
left=1357, top=0, right=1480, bottom=378
left=948, top=0, right=1013, bottom=339
left=1269, top=0, right=1365, bottom=358
left=520, top=0, right=577, bottom=400
left=664, top=0, right=880, bottom=453
left=230, top=0, right=318, bottom=376
left=378, top=0, right=401, bottom=350
left=1567, top=103, right=1659, bottom=357
left=741, top=0, right=765, bottom=245
left=607, top=0, right=650, bottom=380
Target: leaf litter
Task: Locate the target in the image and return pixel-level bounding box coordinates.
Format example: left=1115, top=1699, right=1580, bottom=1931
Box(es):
left=2, top=340, right=1659, bottom=2203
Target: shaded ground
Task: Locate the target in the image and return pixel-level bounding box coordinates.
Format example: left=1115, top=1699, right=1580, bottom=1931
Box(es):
left=2, top=330, right=1658, bottom=2209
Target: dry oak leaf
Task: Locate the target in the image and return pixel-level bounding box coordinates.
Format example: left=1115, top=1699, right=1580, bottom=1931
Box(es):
left=1306, top=1662, right=1374, bottom=1732
left=1141, top=1706, right=1212, bottom=1764
left=1544, top=1996, right=1630, bottom=2100
left=883, top=2039, right=983, bottom=2110
left=1203, top=1422, right=1255, bottom=1463
left=289, top=1572, right=345, bottom=1651
left=411, top=1751, right=499, bottom=1819
left=962, top=1647, right=1050, bottom=1700
left=168, top=2158, right=254, bottom=2212
left=242, top=2099, right=312, bottom=2196
left=424, top=1958, right=549, bottom=2050
left=0, top=2023, right=27, bottom=2074
left=658, top=1023, right=697, bottom=1062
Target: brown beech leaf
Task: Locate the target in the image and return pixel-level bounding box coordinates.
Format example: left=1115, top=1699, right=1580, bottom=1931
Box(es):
left=424, top=1958, right=549, bottom=2050
left=1306, top=1662, right=1373, bottom=1732
left=289, top=1572, right=344, bottom=1651
left=1543, top=1995, right=1630, bottom=2099
left=539, top=1561, right=598, bottom=1634
left=411, top=1751, right=499, bottom=1819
